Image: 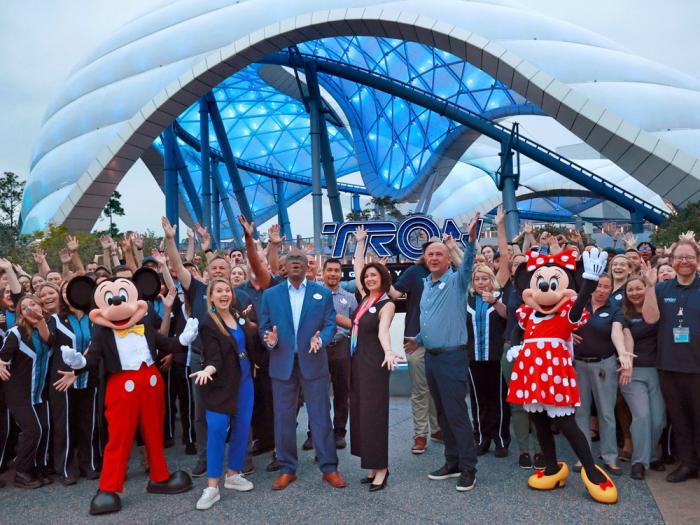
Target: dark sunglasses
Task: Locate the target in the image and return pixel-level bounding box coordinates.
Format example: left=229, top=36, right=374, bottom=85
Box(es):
left=286, top=255, right=306, bottom=263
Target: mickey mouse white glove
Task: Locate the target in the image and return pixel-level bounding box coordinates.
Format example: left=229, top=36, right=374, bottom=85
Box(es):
left=506, top=345, right=522, bottom=362
left=179, top=318, right=199, bottom=346
left=582, top=247, right=608, bottom=281
left=61, top=345, right=87, bottom=369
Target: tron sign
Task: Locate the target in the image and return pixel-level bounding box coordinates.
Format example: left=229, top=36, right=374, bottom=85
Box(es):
left=322, top=215, right=484, bottom=260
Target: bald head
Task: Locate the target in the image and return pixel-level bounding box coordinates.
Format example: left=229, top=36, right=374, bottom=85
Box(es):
left=424, top=241, right=452, bottom=280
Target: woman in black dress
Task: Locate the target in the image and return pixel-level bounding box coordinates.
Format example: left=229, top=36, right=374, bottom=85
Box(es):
left=351, top=226, right=404, bottom=492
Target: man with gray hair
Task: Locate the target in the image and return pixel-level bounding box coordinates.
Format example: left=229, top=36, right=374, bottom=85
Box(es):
left=404, top=213, right=481, bottom=492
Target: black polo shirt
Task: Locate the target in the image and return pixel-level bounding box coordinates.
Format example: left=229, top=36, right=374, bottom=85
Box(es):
left=393, top=263, right=429, bottom=338
left=610, top=286, right=624, bottom=307
left=654, top=275, right=700, bottom=373
left=574, top=300, right=624, bottom=359
left=623, top=313, right=657, bottom=368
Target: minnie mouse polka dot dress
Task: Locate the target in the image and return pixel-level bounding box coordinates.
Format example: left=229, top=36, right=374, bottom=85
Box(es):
left=506, top=297, right=589, bottom=417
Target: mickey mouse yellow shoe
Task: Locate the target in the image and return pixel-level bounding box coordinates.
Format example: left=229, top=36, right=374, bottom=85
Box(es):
left=528, top=461, right=569, bottom=490
left=581, top=465, right=618, bottom=504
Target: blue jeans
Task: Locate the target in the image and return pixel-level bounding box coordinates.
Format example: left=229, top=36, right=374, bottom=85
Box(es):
left=206, top=358, right=254, bottom=478
left=425, top=350, right=478, bottom=473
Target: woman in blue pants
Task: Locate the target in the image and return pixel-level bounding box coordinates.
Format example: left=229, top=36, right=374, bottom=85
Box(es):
left=190, top=279, right=256, bottom=510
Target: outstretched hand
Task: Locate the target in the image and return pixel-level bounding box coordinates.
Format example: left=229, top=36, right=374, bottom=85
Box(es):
left=264, top=325, right=278, bottom=348
left=381, top=350, right=405, bottom=371
left=309, top=331, right=322, bottom=354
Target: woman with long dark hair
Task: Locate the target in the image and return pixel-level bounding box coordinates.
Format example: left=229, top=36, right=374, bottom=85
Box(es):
left=620, top=275, right=666, bottom=480
left=352, top=227, right=404, bottom=492
left=0, top=294, right=53, bottom=488
left=190, top=278, right=257, bottom=509
left=48, top=280, right=101, bottom=485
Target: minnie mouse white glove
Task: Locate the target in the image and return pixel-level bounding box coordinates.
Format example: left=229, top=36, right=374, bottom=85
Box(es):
left=506, top=345, right=522, bottom=362
left=582, top=248, right=608, bottom=281
left=179, top=318, right=199, bottom=346
left=61, top=345, right=87, bottom=369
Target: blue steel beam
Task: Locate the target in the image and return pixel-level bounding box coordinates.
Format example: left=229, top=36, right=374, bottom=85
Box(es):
left=200, top=99, right=212, bottom=234
left=211, top=161, right=244, bottom=243
left=169, top=133, right=204, bottom=225
left=204, top=92, right=256, bottom=235
left=276, top=178, right=293, bottom=240
left=161, top=126, right=180, bottom=246
left=172, top=121, right=369, bottom=196
left=212, top=160, right=220, bottom=247
left=262, top=52, right=668, bottom=225
left=304, top=61, right=344, bottom=223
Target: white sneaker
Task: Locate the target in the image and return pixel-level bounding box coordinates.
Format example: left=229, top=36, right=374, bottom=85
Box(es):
left=224, top=473, right=254, bottom=491
left=196, top=487, right=220, bottom=510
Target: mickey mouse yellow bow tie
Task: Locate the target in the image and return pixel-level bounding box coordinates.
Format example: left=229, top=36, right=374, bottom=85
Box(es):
left=115, top=324, right=145, bottom=338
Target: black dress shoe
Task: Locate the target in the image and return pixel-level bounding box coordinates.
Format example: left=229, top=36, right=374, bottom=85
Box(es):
left=360, top=476, right=375, bottom=484
left=476, top=440, right=490, bottom=456
left=649, top=460, right=666, bottom=472
left=146, top=471, right=193, bottom=494
left=184, top=443, right=197, bottom=455
left=266, top=452, right=280, bottom=472
left=494, top=446, right=508, bottom=458
left=82, top=469, right=100, bottom=481
left=335, top=436, right=347, bottom=449
left=630, top=463, right=645, bottom=480
left=191, top=459, right=207, bottom=477
left=14, top=471, right=42, bottom=489
left=90, top=491, right=121, bottom=515
left=302, top=436, right=314, bottom=451
left=369, top=471, right=389, bottom=492
left=59, top=475, right=78, bottom=486
left=666, top=464, right=699, bottom=483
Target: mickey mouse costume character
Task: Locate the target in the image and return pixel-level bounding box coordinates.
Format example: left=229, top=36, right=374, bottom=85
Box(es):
left=506, top=248, right=619, bottom=504
left=61, top=268, right=198, bottom=515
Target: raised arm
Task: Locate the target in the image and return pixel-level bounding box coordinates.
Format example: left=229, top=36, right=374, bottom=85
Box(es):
left=99, top=236, right=113, bottom=272
left=32, top=248, right=51, bottom=277
left=239, top=215, right=272, bottom=289
left=267, top=224, right=283, bottom=276
left=457, top=213, right=480, bottom=291
left=120, top=236, right=138, bottom=273
left=353, top=225, right=367, bottom=297
left=569, top=248, right=608, bottom=322
left=0, top=258, right=22, bottom=295
left=185, top=228, right=195, bottom=263
left=494, top=206, right=510, bottom=288
left=131, top=232, right=144, bottom=267
left=66, top=235, right=85, bottom=275
left=151, top=248, right=176, bottom=291
left=162, top=216, right=192, bottom=290
left=640, top=261, right=660, bottom=324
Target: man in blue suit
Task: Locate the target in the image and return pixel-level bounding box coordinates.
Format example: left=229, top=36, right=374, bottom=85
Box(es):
left=259, top=248, right=347, bottom=490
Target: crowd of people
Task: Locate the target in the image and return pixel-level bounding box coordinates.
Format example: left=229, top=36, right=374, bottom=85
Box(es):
left=0, top=208, right=698, bottom=512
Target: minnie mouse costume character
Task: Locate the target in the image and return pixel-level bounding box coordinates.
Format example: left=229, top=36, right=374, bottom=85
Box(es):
left=506, top=248, right=619, bottom=504
left=61, top=268, right=198, bottom=515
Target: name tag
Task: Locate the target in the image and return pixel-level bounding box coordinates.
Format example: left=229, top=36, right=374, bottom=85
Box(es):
left=340, top=297, right=347, bottom=305
left=438, top=282, right=446, bottom=290
left=673, top=327, right=690, bottom=344
left=598, top=312, right=609, bottom=318
left=313, top=293, right=322, bottom=300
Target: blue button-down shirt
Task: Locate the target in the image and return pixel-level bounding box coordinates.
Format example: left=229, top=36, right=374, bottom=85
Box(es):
left=288, top=278, right=307, bottom=352
left=330, top=286, right=358, bottom=339
left=415, top=242, right=476, bottom=350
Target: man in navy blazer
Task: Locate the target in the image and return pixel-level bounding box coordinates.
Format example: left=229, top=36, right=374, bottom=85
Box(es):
left=259, top=249, right=347, bottom=490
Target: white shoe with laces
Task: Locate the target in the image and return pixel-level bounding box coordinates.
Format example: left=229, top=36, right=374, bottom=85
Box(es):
left=196, top=487, right=220, bottom=510
left=224, top=473, right=254, bottom=491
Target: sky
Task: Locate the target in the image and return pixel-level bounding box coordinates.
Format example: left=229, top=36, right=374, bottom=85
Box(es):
left=0, top=0, right=698, bottom=236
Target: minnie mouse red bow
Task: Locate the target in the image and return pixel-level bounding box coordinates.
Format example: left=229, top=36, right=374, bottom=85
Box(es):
left=525, top=248, right=579, bottom=272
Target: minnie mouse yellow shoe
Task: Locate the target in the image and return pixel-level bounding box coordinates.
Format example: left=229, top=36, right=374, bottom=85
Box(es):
left=581, top=465, right=618, bottom=504
left=528, top=461, right=569, bottom=490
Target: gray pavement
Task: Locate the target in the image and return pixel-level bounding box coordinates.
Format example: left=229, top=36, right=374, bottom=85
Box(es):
left=0, top=398, right=668, bottom=524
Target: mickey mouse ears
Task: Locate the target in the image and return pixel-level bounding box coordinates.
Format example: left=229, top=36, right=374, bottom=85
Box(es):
left=133, top=267, right=161, bottom=301
left=66, top=276, right=97, bottom=313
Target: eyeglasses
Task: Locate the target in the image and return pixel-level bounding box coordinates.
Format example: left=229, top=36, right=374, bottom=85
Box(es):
left=673, top=255, right=697, bottom=262
left=638, top=245, right=652, bottom=251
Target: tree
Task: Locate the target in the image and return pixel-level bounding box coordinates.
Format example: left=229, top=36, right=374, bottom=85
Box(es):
left=651, top=201, right=700, bottom=247
left=0, top=171, right=25, bottom=229
left=101, top=190, right=125, bottom=238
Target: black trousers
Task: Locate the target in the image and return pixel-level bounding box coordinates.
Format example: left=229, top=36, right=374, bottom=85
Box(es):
left=50, top=386, right=101, bottom=478
left=328, top=338, right=351, bottom=437
left=468, top=360, right=511, bottom=449
left=9, top=401, right=50, bottom=475
left=425, top=350, right=478, bottom=473
left=659, top=370, right=700, bottom=470
left=252, top=368, right=275, bottom=450
left=164, top=363, right=195, bottom=446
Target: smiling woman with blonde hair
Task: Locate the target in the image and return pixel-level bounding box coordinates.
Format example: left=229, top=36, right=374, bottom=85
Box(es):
left=466, top=264, right=509, bottom=457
